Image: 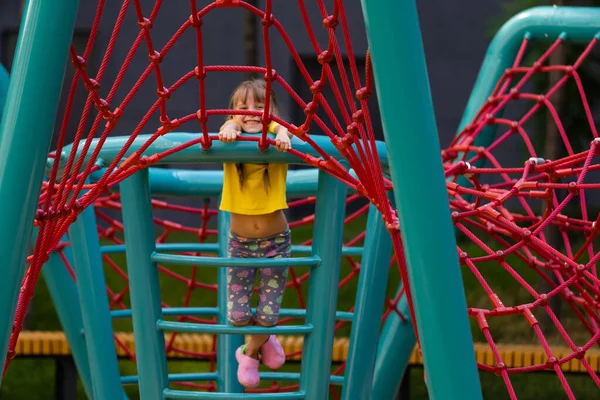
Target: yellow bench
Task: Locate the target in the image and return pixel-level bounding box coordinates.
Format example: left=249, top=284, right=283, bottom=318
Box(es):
left=14, top=331, right=600, bottom=373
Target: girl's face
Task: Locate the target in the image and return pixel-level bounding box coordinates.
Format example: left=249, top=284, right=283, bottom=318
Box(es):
left=232, top=95, right=264, bottom=133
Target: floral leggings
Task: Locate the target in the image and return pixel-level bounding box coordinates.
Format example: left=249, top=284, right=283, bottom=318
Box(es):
left=227, top=229, right=291, bottom=325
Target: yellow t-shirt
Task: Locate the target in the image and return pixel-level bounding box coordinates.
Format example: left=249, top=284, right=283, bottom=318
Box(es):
left=219, top=122, right=288, bottom=215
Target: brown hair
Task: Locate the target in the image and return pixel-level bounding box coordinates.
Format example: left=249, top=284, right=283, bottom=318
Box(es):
left=227, top=79, right=280, bottom=192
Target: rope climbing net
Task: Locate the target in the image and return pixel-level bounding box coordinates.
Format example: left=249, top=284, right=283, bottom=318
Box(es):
left=446, top=35, right=600, bottom=397
left=2, top=1, right=599, bottom=399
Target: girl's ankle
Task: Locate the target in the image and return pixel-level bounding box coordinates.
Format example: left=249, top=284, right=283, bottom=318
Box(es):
left=242, top=344, right=260, bottom=360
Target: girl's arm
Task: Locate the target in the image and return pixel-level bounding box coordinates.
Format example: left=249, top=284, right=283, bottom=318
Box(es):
left=270, top=121, right=293, bottom=139
left=270, top=121, right=292, bottom=152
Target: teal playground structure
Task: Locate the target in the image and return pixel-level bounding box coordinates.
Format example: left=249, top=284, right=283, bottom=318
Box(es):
left=1, top=2, right=600, bottom=399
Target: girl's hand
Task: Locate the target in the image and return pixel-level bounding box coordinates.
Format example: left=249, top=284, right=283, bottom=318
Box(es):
left=219, top=121, right=241, bottom=143
left=275, top=129, right=292, bottom=152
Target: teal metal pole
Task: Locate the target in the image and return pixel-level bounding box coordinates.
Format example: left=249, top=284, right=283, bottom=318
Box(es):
left=458, top=6, right=600, bottom=135
left=341, top=204, right=392, bottom=400
left=69, top=201, right=125, bottom=399
left=361, top=1, right=482, bottom=399
left=41, top=235, right=94, bottom=399
left=0, top=0, right=80, bottom=376
left=216, top=205, right=244, bottom=393
left=371, top=287, right=416, bottom=400
left=300, top=170, right=348, bottom=399
left=120, top=169, right=169, bottom=399
left=0, top=64, right=8, bottom=122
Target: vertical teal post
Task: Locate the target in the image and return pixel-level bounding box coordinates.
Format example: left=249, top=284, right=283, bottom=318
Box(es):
left=120, top=170, right=169, bottom=399
left=0, top=0, right=80, bottom=376
left=371, top=287, right=416, bottom=400
left=69, top=202, right=125, bottom=399
left=41, top=236, right=94, bottom=399
left=216, top=205, right=244, bottom=393
left=361, top=1, right=483, bottom=399
left=300, top=170, right=347, bottom=398
left=341, top=204, right=392, bottom=400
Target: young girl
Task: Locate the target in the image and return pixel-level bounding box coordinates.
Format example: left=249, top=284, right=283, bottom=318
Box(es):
left=218, top=79, right=293, bottom=388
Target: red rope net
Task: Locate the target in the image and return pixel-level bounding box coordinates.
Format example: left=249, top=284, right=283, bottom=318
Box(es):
left=3, top=0, right=600, bottom=398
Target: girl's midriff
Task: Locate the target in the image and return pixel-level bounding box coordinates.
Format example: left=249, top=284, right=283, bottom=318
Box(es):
left=229, top=209, right=288, bottom=239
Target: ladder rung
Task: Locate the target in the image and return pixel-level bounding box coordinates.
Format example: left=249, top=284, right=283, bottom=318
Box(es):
left=152, top=253, right=321, bottom=268
left=102, top=243, right=219, bottom=254
left=111, top=307, right=352, bottom=321
left=121, top=372, right=219, bottom=385
left=102, top=243, right=361, bottom=256
left=164, top=389, right=306, bottom=399
left=157, top=320, right=313, bottom=335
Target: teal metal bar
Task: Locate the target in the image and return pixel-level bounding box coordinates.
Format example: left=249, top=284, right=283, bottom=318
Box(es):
left=341, top=204, right=393, bottom=400
left=157, top=320, right=313, bottom=335
left=459, top=6, right=600, bottom=135
left=0, top=0, right=80, bottom=375
left=112, top=308, right=353, bottom=321
left=0, top=63, right=8, bottom=122
left=39, top=235, right=94, bottom=399
left=163, top=390, right=306, bottom=400
left=152, top=253, right=320, bottom=268
left=102, top=243, right=362, bottom=257
left=120, top=169, right=169, bottom=400
left=361, top=1, right=483, bottom=399
left=371, top=287, right=416, bottom=399
left=121, top=373, right=220, bottom=385
left=52, top=133, right=389, bottom=172
left=122, top=372, right=342, bottom=385
left=215, top=206, right=244, bottom=393
left=300, top=170, right=348, bottom=399
left=102, top=243, right=219, bottom=254
left=91, top=167, right=364, bottom=198
left=69, top=199, right=125, bottom=399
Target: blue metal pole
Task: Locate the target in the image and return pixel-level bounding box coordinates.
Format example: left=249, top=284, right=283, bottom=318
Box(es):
left=216, top=204, right=244, bottom=393
left=361, top=1, right=483, bottom=399
left=371, top=287, right=416, bottom=400
left=41, top=235, right=94, bottom=399
left=120, top=169, right=169, bottom=399
left=300, top=170, right=348, bottom=399
left=69, top=200, right=125, bottom=399
left=341, top=204, right=392, bottom=400
left=0, top=0, right=80, bottom=376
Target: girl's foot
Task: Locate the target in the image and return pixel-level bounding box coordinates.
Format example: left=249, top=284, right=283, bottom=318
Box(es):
left=235, top=345, right=260, bottom=388
left=260, top=335, right=286, bottom=369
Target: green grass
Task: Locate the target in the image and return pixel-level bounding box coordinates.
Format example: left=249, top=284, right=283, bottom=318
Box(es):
left=1, top=209, right=598, bottom=399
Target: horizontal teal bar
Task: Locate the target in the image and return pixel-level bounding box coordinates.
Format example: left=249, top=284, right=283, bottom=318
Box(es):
left=151, top=253, right=321, bottom=268
left=156, top=320, right=313, bottom=335
left=51, top=132, right=389, bottom=173
left=110, top=308, right=353, bottom=321
left=121, top=373, right=219, bottom=385
left=101, top=243, right=219, bottom=254
left=295, top=245, right=362, bottom=257
left=110, top=307, right=219, bottom=319
left=163, top=389, right=306, bottom=399
left=101, top=244, right=362, bottom=257
left=122, top=372, right=343, bottom=387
